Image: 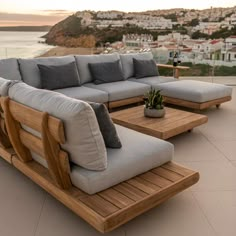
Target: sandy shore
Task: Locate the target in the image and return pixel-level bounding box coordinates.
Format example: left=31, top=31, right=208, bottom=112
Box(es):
left=38, top=46, right=101, bottom=57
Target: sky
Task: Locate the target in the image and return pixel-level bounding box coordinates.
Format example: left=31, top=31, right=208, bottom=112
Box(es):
left=0, top=0, right=235, bottom=26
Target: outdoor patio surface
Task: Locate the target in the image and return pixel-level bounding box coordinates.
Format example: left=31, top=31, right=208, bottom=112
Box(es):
left=0, top=84, right=236, bottom=236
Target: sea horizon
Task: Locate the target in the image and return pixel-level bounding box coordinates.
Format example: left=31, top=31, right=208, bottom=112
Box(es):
left=0, top=31, right=54, bottom=59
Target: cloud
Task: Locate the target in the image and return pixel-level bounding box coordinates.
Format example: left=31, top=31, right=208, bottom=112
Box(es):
left=38, top=9, right=74, bottom=16
left=0, top=11, right=71, bottom=26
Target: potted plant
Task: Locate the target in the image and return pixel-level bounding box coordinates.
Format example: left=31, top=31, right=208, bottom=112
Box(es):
left=144, top=89, right=165, bottom=118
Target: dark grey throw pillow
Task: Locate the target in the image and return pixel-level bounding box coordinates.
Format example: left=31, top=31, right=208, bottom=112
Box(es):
left=133, top=58, right=159, bottom=79
left=38, top=61, right=80, bottom=90
left=88, top=60, right=125, bottom=85
left=89, top=102, right=122, bottom=149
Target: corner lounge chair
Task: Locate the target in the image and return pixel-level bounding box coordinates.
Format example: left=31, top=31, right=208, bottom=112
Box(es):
left=0, top=79, right=199, bottom=233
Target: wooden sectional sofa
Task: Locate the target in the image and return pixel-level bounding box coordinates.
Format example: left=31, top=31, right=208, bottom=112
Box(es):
left=0, top=52, right=232, bottom=232
left=0, top=78, right=200, bottom=233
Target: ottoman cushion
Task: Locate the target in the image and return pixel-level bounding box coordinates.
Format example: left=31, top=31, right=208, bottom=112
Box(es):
left=157, top=80, right=232, bottom=103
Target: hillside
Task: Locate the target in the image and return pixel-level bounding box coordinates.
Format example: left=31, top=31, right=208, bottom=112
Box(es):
left=45, top=15, right=168, bottom=48
left=45, top=15, right=96, bottom=47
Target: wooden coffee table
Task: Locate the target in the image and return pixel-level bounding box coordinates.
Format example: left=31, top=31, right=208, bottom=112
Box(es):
left=111, top=106, right=208, bottom=139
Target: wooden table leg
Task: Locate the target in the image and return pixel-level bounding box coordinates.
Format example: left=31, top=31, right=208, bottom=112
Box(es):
left=174, top=68, right=179, bottom=79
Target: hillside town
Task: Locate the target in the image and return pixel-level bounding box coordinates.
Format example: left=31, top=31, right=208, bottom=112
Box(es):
left=120, top=33, right=236, bottom=66
left=75, top=7, right=236, bottom=65
left=76, top=7, right=236, bottom=31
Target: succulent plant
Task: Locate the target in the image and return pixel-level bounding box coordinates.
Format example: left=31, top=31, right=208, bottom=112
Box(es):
left=144, top=88, right=164, bottom=110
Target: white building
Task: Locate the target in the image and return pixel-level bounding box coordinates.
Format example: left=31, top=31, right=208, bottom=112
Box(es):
left=123, top=34, right=153, bottom=47
left=230, top=14, right=236, bottom=25
left=97, top=11, right=123, bottom=19
left=226, top=48, right=236, bottom=61
left=192, top=39, right=223, bottom=59
left=193, top=22, right=222, bottom=35
left=203, top=39, right=224, bottom=59
left=221, top=36, right=236, bottom=61
left=158, top=33, right=190, bottom=43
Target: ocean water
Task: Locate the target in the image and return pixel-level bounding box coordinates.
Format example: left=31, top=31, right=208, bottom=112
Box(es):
left=0, top=31, right=54, bottom=59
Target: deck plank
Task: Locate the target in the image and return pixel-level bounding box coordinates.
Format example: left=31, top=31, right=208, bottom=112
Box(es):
left=139, top=171, right=173, bottom=187
left=163, top=162, right=194, bottom=176
left=127, top=176, right=160, bottom=194
left=113, top=182, right=148, bottom=201
left=80, top=194, right=119, bottom=217
left=152, top=167, right=183, bottom=182
left=99, top=188, right=135, bottom=208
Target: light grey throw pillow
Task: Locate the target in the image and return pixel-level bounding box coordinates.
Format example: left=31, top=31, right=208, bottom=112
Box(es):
left=133, top=58, right=159, bottom=79
left=38, top=61, right=80, bottom=90
left=89, top=102, right=122, bottom=148
left=88, top=60, right=125, bottom=85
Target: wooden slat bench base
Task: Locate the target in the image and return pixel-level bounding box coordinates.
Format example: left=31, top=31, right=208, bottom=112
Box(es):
left=163, top=96, right=232, bottom=110
left=10, top=156, right=199, bottom=233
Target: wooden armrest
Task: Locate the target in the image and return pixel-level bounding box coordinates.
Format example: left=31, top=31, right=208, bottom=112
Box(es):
left=157, top=64, right=190, bottom=70
left=157, top=64, right=190, bottom=78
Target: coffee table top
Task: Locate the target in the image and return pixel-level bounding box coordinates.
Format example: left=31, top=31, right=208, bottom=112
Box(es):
left=111, top=106, right=208, bottom=139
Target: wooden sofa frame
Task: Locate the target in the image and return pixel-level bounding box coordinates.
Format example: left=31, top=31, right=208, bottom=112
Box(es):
left=0, top=97, right=199, bottom=233
left=163, top=95, right=231, bottom=110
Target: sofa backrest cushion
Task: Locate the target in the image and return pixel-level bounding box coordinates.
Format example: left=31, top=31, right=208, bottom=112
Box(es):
left=8, top=82, right=107, bottom=171
left=120, top=52, right=154, bottom=79
left=133, top=58, right=159, bottom=79
left=88, top=60, right=125, bottom=84
left=38, top=61, right=80, bottom=90
left=18, top=56, right=77, bottom=88
left=0, top=58, right=22, bottom=81
left=75, top=53, right=120, bottom=85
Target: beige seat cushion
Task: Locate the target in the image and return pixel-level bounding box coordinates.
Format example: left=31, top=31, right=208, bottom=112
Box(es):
left=84, top=81, right=150, bottom=102
left=129, top=76, right=177, bottom=86
left=54, top=86, right=108, bottom=103
left=70, top=125, right=173, bottom=194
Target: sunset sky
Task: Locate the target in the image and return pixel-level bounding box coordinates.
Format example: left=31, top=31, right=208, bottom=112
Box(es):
left=0, top=0, right=235, bottom=26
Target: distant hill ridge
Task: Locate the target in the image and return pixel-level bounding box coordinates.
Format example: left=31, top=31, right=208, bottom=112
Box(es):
left=0, top=26, right=51, bottom=32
